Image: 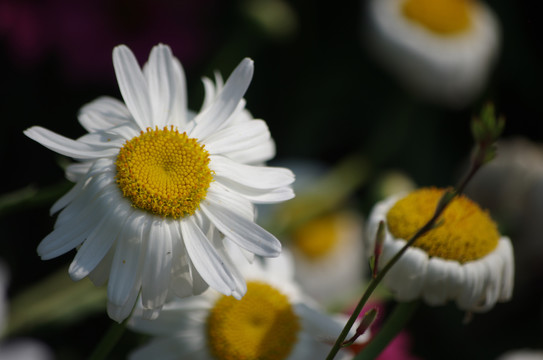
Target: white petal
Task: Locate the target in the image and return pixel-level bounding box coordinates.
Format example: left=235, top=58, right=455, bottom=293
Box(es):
left=24, top=126, right=118, bottom=159
left=39, top=184, right=119, bottom=259
left=219, top=181, right=294, bottom=204
left=69, top=199, right=130, bottom=281
left=200, top=76, right=217, bottom=110
left=188, top=258, right=210, bottom=296
left=224, top=138, right=276, bottom=165
left=210, top=155, right=295, bottom=189
left=88, top=247, right=115, bottom=286
left=50, top=180, right=85, bottom=215
left=422, top=257, right=452, bottom=305
left=107, top=281, right=141, bottom=323
left=456, top=261, right=486, bottom=310
left=190, top=58, right=254, bottom=139
left=108, top=212, right=146, bottom=306
left=202, top=120, right=270, bottom=155
left=206, top=183, right=255, bottom=220
left=113, top=45, right=152, bottom=129
left=168, top=57, right=188, bottom=127
left=144, top=44, right=177, bottom=127
left=208, top=227, right=247, bottom=298
left=169, top=223, right=194, bottom=299
left=180, top=216, right=237, bottom=295
left=141, top=219, right=173, bottom=311
left=382, top=239, right=428, bottom=301
left=54, top=173, right=116, bottom=229
left=65, top=162, right=92, bottom=182
left=295, top=303, right=345, bottom=340
left=200, top=198, right=281, bottom=257
left=78, top=96, right=131, bottom=132
left=497, top=237, right=514, bottom=300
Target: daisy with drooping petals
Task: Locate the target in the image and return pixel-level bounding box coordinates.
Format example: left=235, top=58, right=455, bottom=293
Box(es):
left=366, top=188, right=514, bottom=312
left=24, top=44, right=295, bottom=322
left=365, top=0, right=500, bottom=108
left=127, top=248, right=361, bottom=360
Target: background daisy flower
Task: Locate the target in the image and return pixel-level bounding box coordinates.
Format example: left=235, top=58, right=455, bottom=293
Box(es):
left=127, top=248, right=359, bottom=360
left=289, top=210, right=366, bottom=308
left=24, top=43, right=295, bottom=322
left=0, top=261, right=53, bottom=360
left=365, top=0, right=500, bottom=108
left=366, top=188, right=514, bottom=312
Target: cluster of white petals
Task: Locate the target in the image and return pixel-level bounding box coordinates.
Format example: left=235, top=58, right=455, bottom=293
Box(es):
left=366, top=193, right=514, bottom=312
left=25, top=44, right=295, bottom=322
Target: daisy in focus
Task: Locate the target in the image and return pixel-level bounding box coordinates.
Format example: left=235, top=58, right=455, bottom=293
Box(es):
left=127, top=249, right=361, bottom=360
left=366, top=187, right=514, bottom=312
left=365, top=0, right=500, bottom=108
left=24, top=44, right=295, bottom=322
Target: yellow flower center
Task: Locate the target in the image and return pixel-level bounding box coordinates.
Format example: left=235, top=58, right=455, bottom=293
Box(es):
left=386, top=188, right=499, bottom=263
left=207, top=281, right=300, bottom=360
left=292, top=215, right=338, bottom=260
left=402, top=0, right=472, bottom=35
left=115, top=126, right=213, bottom=219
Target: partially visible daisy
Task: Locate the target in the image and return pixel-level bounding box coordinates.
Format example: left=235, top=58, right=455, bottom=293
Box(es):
left=365, top=0, right=500, bottom=108
left=128, top=248, right=362, bottom=360
left=366, top=188, right=514, bottom=312
left=289, top=210, right=366, bottom=307
left=24, top=44, right=294, bottom=322
left=496, top=350, right=543, bottom=360
left=0, top=262, right=53, bottom=360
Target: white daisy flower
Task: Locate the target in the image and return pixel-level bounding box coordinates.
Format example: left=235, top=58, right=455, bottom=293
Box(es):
left=289, top=210, right=366, bottom=308
left=366, top=188, right=514, bottom=312
left=24, top=44, right=295, bottom=322
left=365, top=0, right=500, bottom=108
left=127, top=249, right=360, bottom=360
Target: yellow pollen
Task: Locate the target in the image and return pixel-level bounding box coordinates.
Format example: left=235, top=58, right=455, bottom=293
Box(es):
left=115, top=126, right=213, bottom=219
left=206, top=281, right=300, bottom=360
left=292, top=215, right=339, bottom=260
left=386, top=188, right=499, bottom=263
left=402, top=0, right=472, bottom=35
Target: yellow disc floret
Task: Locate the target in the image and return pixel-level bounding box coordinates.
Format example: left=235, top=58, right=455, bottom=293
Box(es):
left=207, top=281, right=300, bottom=360
left=402, top=0, right=472, bottom=35
left=292, top=215, right=338, bottom=260
left=386, top=188, right=499, bottom=263
left=115, top=126, right=213, bottom=219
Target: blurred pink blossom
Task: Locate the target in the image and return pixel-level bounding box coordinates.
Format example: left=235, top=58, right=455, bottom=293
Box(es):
left=0, top=0, right=219, bottom=82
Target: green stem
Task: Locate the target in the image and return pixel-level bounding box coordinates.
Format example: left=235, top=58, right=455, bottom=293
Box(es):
left=326, top=154, right=483, bottom=360
left=325, top=212, right=439, bottom=360
left=88, top=320, right=127, bottom=360
left=354, top=301, right=420, bottom=360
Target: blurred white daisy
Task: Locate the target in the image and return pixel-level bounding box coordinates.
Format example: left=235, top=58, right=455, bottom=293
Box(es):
left=0, top=262, right=53, bottom=360
left=495, top=349, right=543, bottom=360
left=366, top=187, right=514, bottom=312
left=289, top=210, right=365, bottom=308
left=127, top=249, right=360, bottom=360
left=365, top=0, right=500, bottom=108
left=24, top=44, right=294, bottom=322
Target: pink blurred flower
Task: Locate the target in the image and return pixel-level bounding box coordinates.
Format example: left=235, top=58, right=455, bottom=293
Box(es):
left=0, top=0, right=218, bottom=82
